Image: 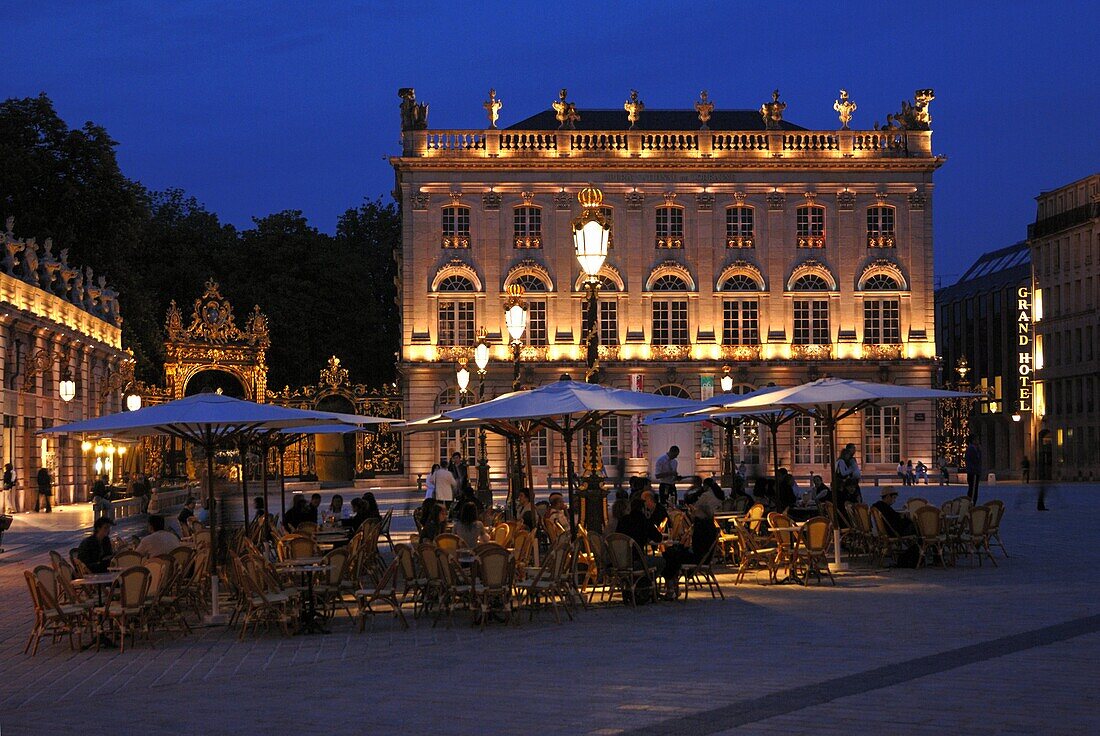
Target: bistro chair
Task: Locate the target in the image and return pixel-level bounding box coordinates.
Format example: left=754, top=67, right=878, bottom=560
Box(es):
left=393, top=543, right=426, bottom=614
left=792, top=517, right=835, bottom=585
left=732, top=525, right=778, bottom=585
left=415, top=542, right=444, bottom=616
left=516, top=544, right=571, bottom=623
left=767, top=511, right=797, bottom=577
left=472, top=544, right=515, bottom=628
left=983, top=500, right=1008, bottom=557
left=743, top=503, right=768, bottom=539
left=491, top=524, right=511, bottom=547
left=847, top=503, right=875, bottom=560
left=313, top=547, right=354, bottom=619
left=961, top=505, right=997, bottom=567
left=98, top=566, right=151, bottom=653
left=114, top=550, right=144, bottom=568
left=904, top=497, right=930, bottom=514
left=233, top=555, right=295, bottom=640
left=355, top=558, right=408, bottom=631
left=869, top=506, right=915, bottom=568
left=602, top=533, right=656, bottom=608
left=24, top=566, right=89, bottom=655
left=277, top=533, right=318, bottom=561
left=434, top=533, right=464, bottom=555
left=678, top=527, right=725, bottom=600
left=432, top=547, right=473, bottom=628
left=913, top=505, right=950, bottom=568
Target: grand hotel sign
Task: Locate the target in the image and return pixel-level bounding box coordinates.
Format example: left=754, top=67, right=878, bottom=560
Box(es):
left=1017, top=286, right=1033, bottom=413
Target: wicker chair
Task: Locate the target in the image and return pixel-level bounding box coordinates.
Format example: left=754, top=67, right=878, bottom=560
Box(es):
left=792, top=517, right=835, bottom=585
left=678, top=526, right=725, bottom=600
left=433, top=547, right=473, bottom=628
left=355, top=558, right=408, bottom=631
left=97, top=566, right=151, bottom=652
left=904, top=497, right=930, bottom=514
left=983, top=500, right=1008, bottom=557
left=767, top=511, right=796, bottom=577
left=913, top=505, right=950, bottom=568
left=515, top=543, right=572, bottom=622
left=961, top=505, right=997, bottom=567
left=393, top=543, right=426, bottom=614
left=378, top=508, right=396, bottom=553
left=602, top=533, right=657, bottom=607
left=472, top=544, right=514, bottom=628
left=869, top=506, right=916, bottom=568
left=233, top=555, right=295, bottom=639
left=24, top=566, right=89, bottom=655
left=732, top=525, right=778, bottom=585
left=434, top=533, right=464, bottom=555
left=313, top=548, right=354, bottom=619
left=416, top=542, right=444, bottom=616
left=277, top=533, right=319, bottom=561
left=114, top=550, right=144, bottom=568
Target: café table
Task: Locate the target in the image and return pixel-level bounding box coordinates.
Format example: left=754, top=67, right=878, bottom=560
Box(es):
left=274, top=558, right=330, bottom=634
left=72, top=572, right=121, bottom=649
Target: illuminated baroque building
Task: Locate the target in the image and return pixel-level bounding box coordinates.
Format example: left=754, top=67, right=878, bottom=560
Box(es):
left=1029, top=173, right=1100, bottom=481
left=391, top=88, right=944, bottom=484
left=0, top=218, right=129, bottom=511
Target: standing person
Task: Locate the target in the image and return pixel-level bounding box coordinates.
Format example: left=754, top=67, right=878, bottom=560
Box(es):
left=1036, top=476, right=1049, bottom=511
left=447, top=451, right=469, bottom=495
left=612, top=454, right=627, bottom=493
left=965, top=435, right=983, bottom=504
left=654, top=445, right=681, bottom=506
left=1, top=462, right=14, bottom=514
left=737, top=461, right=748, bottom=485
left=835, top=444, right=862, bottom=504
left=35, top=466, right=52, bottom=513
left=425, top=463, right=439, bottom=500
left=429, top=462, right=457, bottom=507
left=91, top=475, right=111, bottom=518
left=1021, top=456, right=1031, bottom=484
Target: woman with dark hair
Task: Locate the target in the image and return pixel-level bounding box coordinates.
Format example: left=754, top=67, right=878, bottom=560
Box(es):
left=328, top=494, right=349, bottom=522
left=687, top=477, right=726, bottom=521
left=662, top=481, right=721, bottom=599
left=516, top=487, right=537, bottom=531
left=418, top=498, right=446, bottom=542
left=361, top=492, right=381, bottom=520
left=452, top=501, right=489, bottom=549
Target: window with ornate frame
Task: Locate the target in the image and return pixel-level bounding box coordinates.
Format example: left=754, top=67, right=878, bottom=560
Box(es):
left=513, top=206, right=542, bottom=248
left=582, top=300, right=619, bottom=345
left=796, top=205, right=825, bottom=248
left=651, top=274, right=689, bottom=292
left=725, top=206, right=754, bottom=248
left=652, top=300, right=689, bottom=345
left=728, top=384, right=761, bottom=464
left=793, top=414, right=827, bottom=465
left=867, top=205, right=896, bottom=248
left=600, top=416, right=620, bottom=466
left=600, top=206, right=615, bottom=249
left=526, top=299, right=548, bottom=346
left=440, top=429, right=477, bottom=466
left=530, top=427, right=549, bottom=466
left=437, top=301, right=475, bottom=346
left=793, top=299, right=830, bottom=345
left=721, top=273, right=761, bottom=292
left=442, top=206, right=471, bottom=248
left=864, top=406, right=900, bottom=464
left=862, top=274, right=901, bottom=291
left=722, top=299, right=759, bottom=345
left=655, top=206, right=684, bottom=249
left=511, top=273, right=548, bottom=293
left=863, top=299, right=901, bottom=344
left=791, top=274, right=830, bottom=291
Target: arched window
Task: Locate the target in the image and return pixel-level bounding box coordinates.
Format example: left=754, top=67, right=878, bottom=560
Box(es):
left=725, top=206, right=754, bottom=248
left=655, top=206, right=684, bottom=249
left=867, top=205, right=896, bottom=248
left=651, top=274, right=689, bottom=292
left=721, top=274, right=761, bottom=291
left=442, top=205, right=471, bottom=249
left=796, top=205, right=825, bottom=248
left=655, top=384, right=692, bottom=399
left=792, top=274, right=830, bottom=291
left=862, top=274, right=901, bottom=291
left=437, top=275, right=475, bottom=292
left=514, top=206, right=542, bottom=249
left=512, top=274, right=548, bottom=292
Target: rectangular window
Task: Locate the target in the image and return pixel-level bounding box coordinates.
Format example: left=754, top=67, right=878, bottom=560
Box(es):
left=440, top=429, right=477, bottom=466
left=793, top=415, right=826, bottom=465
left=437, top=301, right=475, bottom=346
left=864, top=406, right=900, bottom=464
left=863, top=299, right=901, bottom=344
left=581, top=300, right=619, bottom=345
left=600, top=207, right=614, bottom=249
left=601, top=416, right=620, bottom=466
left=513, top=206, right=542, bottom=248
left=526, top=300, right=547, bottom=346
left=725, top=207, right=754, bottom=247
left=655, top=207, right=684, bottom=248
left=441, top=206, right=470, bottom=248
left=652, top=300, right=688, bottom=345
left=530, top=427, right=549, bottom=467
left=722, top=299, right=760, bottom=345
left=867, top=206, right=896, bottom=248
left=793, top=299, right=830, bottom=345
left=796, top=205, right=825, bottom=248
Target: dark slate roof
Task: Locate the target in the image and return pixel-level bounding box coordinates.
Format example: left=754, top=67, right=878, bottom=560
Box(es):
left=936, top=241, right=1031, bottom=300
left=506, top=109, right=807, bottom=132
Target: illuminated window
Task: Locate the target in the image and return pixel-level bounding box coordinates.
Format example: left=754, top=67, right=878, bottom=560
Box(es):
left=652, top=300, right=689, bottom=345
left=862, top=274, right=901, bottom=291
left=582, top=300, right=619, bottom=345
left=722, top=300, right=759, bottom=345
left=863, top=406, right=900, bottom=463
left=721, top=274, right=761, bottom=291
left=796, top=205, right=825, bottom=248
left=513, top=206, right=542, bottom=248
left=794, top=415, right=827, bottom=464
left=725, top=206, right=754, bottom=247
left=442, top=206, right=471, bottom=248
left=512, top=274, right=548, bottom=292
left=655, top=206, right=684, bottom=248
left=436, top=275, right=475, bottom=292
left=437, top=301, right=475, bottom=346
left=440, top=429, right=477, bottom=466
left=867, top=206, right=896, bottom=247
left=792, top=274, right=830, bottom=291
left=530, top=427, right=549, bottom=466
left=864, top=299, right=901, bottom=344
left=601, top=416, right=620, bottom=466
left=793, top=300, right=830, bottom=345
left=526, top=300, right=547, bottom=346
left=728, top=384, right=761, bottom=464
left=651, top=274, right=689, bottom=292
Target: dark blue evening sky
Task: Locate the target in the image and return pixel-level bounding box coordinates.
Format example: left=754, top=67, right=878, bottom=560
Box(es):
left=7, top=1, right=1099, bottom=282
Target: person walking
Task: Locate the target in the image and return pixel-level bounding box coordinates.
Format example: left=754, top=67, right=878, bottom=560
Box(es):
left=2, top=463, right=15, bottom=514
left=965, top=435, right=983, bottom=504
left=430, top=462, right=457, bottom=508
left=35, top=466, right=52, bottom=513
left=1021, top=456, right=1031, bottom=484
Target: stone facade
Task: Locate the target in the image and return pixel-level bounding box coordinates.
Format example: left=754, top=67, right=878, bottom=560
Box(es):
left=1028, top=173, right=1100, bottom=480
left=0, top=220, right=127, bottom=511
left=391, top=89, right=944, bottom=486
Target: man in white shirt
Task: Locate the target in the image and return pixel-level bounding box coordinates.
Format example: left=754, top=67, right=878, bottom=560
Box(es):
left=430, top=463, right=457, bottom=506
left=134, top=515, right=180, bottom=558
left=654, top=446, right=681, bottom=506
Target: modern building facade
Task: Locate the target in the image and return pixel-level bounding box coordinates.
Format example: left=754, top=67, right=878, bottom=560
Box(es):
left=935, top=242, right=1031, bottom=477
left=0, top=219, right=129, bottom=511
left=1029, top=173, right=1100, bottom=481
left=391, top=88, right=944, bottom=485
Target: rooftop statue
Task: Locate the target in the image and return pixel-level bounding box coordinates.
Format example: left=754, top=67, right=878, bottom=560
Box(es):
left=38, top=238, right=61, bottom=293
left=886, top=89, right=934, bottom=131
left=483, top=88, right=502, bottom=129
left=760, top=89, right=786, bottom=130
left=623, top=89, right=644, bottom=129
left=694, top=90, right=714, bottom=129
left=20, top=238, right=40, bottom=287
left=398, top=88, right=429, bottom=131
left=833, top=89, right=857, bottom=130
left=552, top=88, right=580, bottom=129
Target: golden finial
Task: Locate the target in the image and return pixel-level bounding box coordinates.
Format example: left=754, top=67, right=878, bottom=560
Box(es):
left=577, top=185, right=604, bottom=209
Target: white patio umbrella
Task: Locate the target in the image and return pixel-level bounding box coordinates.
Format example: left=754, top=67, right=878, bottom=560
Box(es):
left=436, top=376, right=700, bottom=531
left=41, top=393, right=369, bottom=621
left=711, top=377, right=980, bottom=567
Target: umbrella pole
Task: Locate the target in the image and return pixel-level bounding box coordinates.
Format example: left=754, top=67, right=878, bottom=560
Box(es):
left=205, top=436, right=225, bottom=624
left=770, top=421, right=780, bottom=482
left=525, top=437, right=534, bottom=504
left=825, top=406, right=846, bottom=571
left=239, top=438, right=249, bottom=531
left=261, top=440, right=270, bottom=544
left=279, top=445, right=287, bottom=523
left=563, top=421, right=577, bottom=538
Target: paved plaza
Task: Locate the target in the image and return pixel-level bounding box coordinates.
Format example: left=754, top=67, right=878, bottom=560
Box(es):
left=0, top=482, right=1096, bottom=735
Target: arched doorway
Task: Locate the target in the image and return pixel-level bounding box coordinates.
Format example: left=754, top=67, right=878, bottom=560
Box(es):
left=649, top=384, right=695, bottom=476
left=314, top=395, right=356, bottom=483
left=183, top=369, right=247, bottom=398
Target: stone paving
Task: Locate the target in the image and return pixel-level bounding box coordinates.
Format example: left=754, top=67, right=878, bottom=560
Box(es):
left=0, top=482, right=1096, bottom=735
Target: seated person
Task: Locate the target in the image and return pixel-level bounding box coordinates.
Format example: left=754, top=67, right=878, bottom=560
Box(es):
left=361, top=492, right=382, bottom=520
left=872, top=488, right=916, bottom=537
left=662, top=507, right=719, bottom=599
left=418, top=498, right=447, bottom=542
left=327, top=494, right=350, bottom=523
left=452, top=501, right=489, bottom=549
left=177, top=496, right=196, bottom=530
left=515, top=488, right=537, bottom=531
left=640, top=490, right=668, bottom=531
left=686, top=477, right=725, bottom=521
left=282, top=495, right=311, bottom=532
left=605, top=490, right=630, bottom=536
left=344, top=498, right=367, bottom=531
left=307, top=493, right=323, bottom=524
left=545, top=492, right=571, bottom=533
left=614, top=495, right=662, bottom=552
left=811, top=475, right=832, bottom=503
left=134, top=514, right=181, bottom=557
left=77, top=517, right=115, bottom=573
left=627, top=475, right=648, bottom=498
left=775, top=468, right=798, bottom=511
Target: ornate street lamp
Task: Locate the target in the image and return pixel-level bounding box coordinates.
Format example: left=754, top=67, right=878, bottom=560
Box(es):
left=456, top=357, right=471, bottom=407
left=126, top=392, right=142, bottom=412
left=474, top=327, right=491, bottom=495
left=572, top=185, right=612, bottom=532
left=720, top=365, right=736, bottom=484
left=503, top=286, right=528, bottom=512
left=720, top=365, right=734, bottom=393
left=59, top=367, right=76, bottom=403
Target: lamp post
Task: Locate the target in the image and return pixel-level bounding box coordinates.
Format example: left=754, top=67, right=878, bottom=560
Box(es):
left=503, top=286, right=528, bottom=511
left=720, top=365, right=736, bottom=486
left=474, top=328, right=491, bottom=500
left=572, top=185, right=612, bottom=532
left=456, top=357, right=471, bottom=407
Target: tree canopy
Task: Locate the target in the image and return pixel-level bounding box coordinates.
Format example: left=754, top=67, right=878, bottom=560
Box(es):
left=0, top=94, right=399, bottom=390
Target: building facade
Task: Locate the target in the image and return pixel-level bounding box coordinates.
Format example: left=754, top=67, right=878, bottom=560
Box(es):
left=935, top=242, right=1031, bottom=476
left=392, top=88, right=944, bottom=485
left=0, top=219, right=129, bottom=511
left=1029, top=173, right=1100, bottom=481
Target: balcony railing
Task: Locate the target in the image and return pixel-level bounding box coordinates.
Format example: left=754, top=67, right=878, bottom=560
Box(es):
left=655, top=236, right=684, bottom=249
left=597, top=345, right=620, bottom=361
left=867, top=232, right=896, bottom=248
left=791, top=344, right=833, bottom=360
left=720, top=344, right=762, bottom=361
left=441, top=234, right=470, bottom=249
left=796, top=235, right=825, bottom=249
left=862, top=343, right=903, bottom=359
left=651, top=344, right=692, bottom=361
left=514, top=235, right=542, bottom=249
left=726, top=235, right=754, bottom=249
left=403, top=128, right=931, bottom=160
